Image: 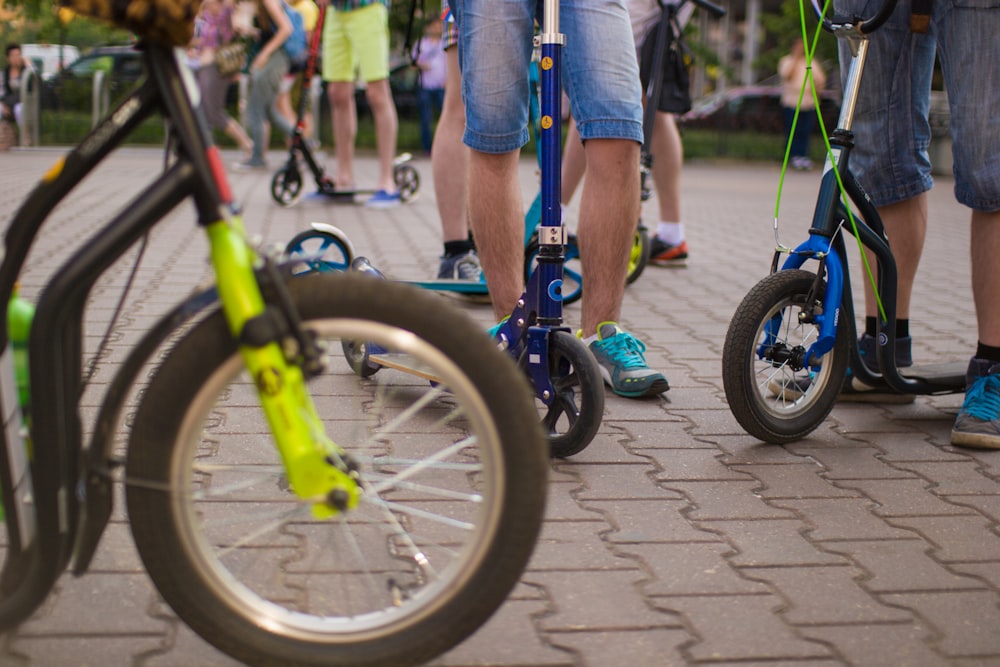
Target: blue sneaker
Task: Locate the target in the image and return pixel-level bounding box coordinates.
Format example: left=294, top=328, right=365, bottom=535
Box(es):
left=365, top=189, right=401, bottom=209
left=437, top=252, right=483, bottom=281
left=586, top=322, right=669, bottom=398
left=951, top=358, right=1000, bottom=449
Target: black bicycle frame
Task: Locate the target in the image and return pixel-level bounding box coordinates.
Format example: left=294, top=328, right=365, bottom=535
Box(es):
left=0, top=43, right=232, bottom=628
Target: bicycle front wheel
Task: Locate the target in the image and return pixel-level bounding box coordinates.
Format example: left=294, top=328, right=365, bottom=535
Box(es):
left=126, top=272, right=548, bottom=667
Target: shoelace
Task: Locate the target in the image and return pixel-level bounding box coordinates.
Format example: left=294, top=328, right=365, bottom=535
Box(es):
left=962, top=374, right=1000, bottom=421
left=597, top=332, right=648, bottom=370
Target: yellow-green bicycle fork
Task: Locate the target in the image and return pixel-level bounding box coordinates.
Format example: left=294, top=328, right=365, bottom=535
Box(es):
left=206, top=217, right=359, bottom=518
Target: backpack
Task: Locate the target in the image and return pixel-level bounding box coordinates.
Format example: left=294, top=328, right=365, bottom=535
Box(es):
left=281, top=3, right=308, bottom=64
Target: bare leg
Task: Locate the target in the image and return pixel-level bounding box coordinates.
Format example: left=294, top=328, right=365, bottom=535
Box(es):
left=468, top=150, right=525, bottom=321
left=433, top=48, right=469, bottom=243
left=224, top=118, right=253, bottom=157
left=560, top=118, right=586, bottom=206
left=650, top=111, right=682, bottom=225
left=971, top=210, right=1000, bottom=347
left=577, top=139, right=641, bottom=337
left=864, top=195, right=927, bottom=321
left=364, top=78, right=399, bottom=192
left=328, top=81, right=357, bottom=188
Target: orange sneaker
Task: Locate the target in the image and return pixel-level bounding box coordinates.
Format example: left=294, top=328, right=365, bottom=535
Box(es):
left=649, top=238, right=688, bottom=263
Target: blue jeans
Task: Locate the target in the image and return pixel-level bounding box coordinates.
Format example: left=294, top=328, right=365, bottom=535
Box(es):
left=247, top=49, right=293, bottom=164
left=418, top=86, right=444, bottom=152
left=451, top=0, right=643, bottom=153
left=837, top=0, right=1000, bottom=211
left=783, top=106, right=816, bottom=159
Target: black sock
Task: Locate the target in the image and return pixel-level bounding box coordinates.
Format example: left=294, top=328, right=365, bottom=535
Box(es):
left=865, top=317, right=909, bottom=338
left=443, top=240, right=475, bottom=257
left=976, top=343, right=1000, bottom=363
left=865, top=317, right=877, bottom=338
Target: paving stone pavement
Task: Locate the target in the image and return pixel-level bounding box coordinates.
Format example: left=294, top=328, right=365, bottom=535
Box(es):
left=0, top=145, right=997, bottom=667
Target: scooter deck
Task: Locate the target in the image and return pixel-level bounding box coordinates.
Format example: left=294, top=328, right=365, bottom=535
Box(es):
left=408, top=279, right=489, bottom=295
left=898, top=361, right=967, bottom=390
left=843, top=360, right=967, bottom=402
left=368, top=352, right=443, bottom=383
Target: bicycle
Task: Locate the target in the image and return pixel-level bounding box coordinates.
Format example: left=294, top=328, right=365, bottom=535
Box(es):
left=269, top=2, right=421, bottom=207
left=0, top=8, right=549, bottom=667
left=721, top=0, right=966, bottom=444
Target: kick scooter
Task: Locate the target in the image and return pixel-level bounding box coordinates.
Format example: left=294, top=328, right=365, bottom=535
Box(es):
left=269, top=2, right=421, bottom=207
left=721, top=0, right=967, bottom=444
left=335, top=0, right=606, bottom=458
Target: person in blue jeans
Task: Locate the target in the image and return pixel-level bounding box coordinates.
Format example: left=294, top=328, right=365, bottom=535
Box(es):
left=835, top=0, right=1000, bottom=447
left=234, top=0, right=296, bottom=170
left=451, top=0, right=669, bottom=398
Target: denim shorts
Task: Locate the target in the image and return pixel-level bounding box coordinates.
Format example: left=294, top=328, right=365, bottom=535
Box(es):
left=836, top=0, right=1000, bottom=211
left=451, top=0, right=643, bottom=153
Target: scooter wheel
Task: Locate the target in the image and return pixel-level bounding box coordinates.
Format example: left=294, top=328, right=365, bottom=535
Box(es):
left=394, top=164, right=420, bottom=202
left=722, top=269, right=849, bottom=443
left=534, top=330, right=604, bottom=458
left=626, top=225, right=650, bottom=285
left=271, top=166, right=303, bottom=207
left=285, top=229, right=354, bottom=275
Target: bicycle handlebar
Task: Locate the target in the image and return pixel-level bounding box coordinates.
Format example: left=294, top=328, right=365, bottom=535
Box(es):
left=811, top=0, right=898, bottom=34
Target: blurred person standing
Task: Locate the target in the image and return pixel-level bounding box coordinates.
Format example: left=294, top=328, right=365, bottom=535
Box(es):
left=778, top=37, right=827, bottom=171
left=234, top=0, right=296, bottom=169
left=322, top=0, right=400, bottom=207
left=189, top=0, right=254, bottom=160
left=413, top=15, right=446, bottom=155
left=1, top=44, right=28, bottom=140
left=276, top=0, right=319, bottom=144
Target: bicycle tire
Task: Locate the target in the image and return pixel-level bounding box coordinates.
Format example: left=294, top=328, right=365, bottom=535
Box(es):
left=272, top=165, right=304, bottom=207
left=538, top=330, right=605, bottom=458
left=722, top=269, right=848, bottom=444
left=126, top=272, right=548, bottom=667
left=285, top=229, right=354, bottom=275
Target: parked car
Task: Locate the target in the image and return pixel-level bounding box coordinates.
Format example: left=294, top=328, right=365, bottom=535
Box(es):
left=679, top=85, right=841, bottom=135
left=41, top=45, right=144, bottom=109
left=20, top=43, right=81, bottom=81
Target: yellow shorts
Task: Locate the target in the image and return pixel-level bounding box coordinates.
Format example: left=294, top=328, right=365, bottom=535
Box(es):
left=321, top=3, right=390, bottom=83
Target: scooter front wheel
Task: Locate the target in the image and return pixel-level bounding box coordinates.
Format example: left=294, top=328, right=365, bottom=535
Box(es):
left=534, top=330, right=604, bottom=458
left=722, top=269, right=849, bottom=444
left=271, top=165, right=304, bottom=207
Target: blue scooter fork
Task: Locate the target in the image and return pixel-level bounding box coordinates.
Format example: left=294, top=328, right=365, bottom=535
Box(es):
left=771, top=235, right=845, bottom=369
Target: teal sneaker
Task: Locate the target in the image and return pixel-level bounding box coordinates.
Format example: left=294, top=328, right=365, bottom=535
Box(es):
left=586, top=322, right=669, bottom=398
left=951, top=358, right=1000, bottom=449
left=487, top=316, right=513, bottom=349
